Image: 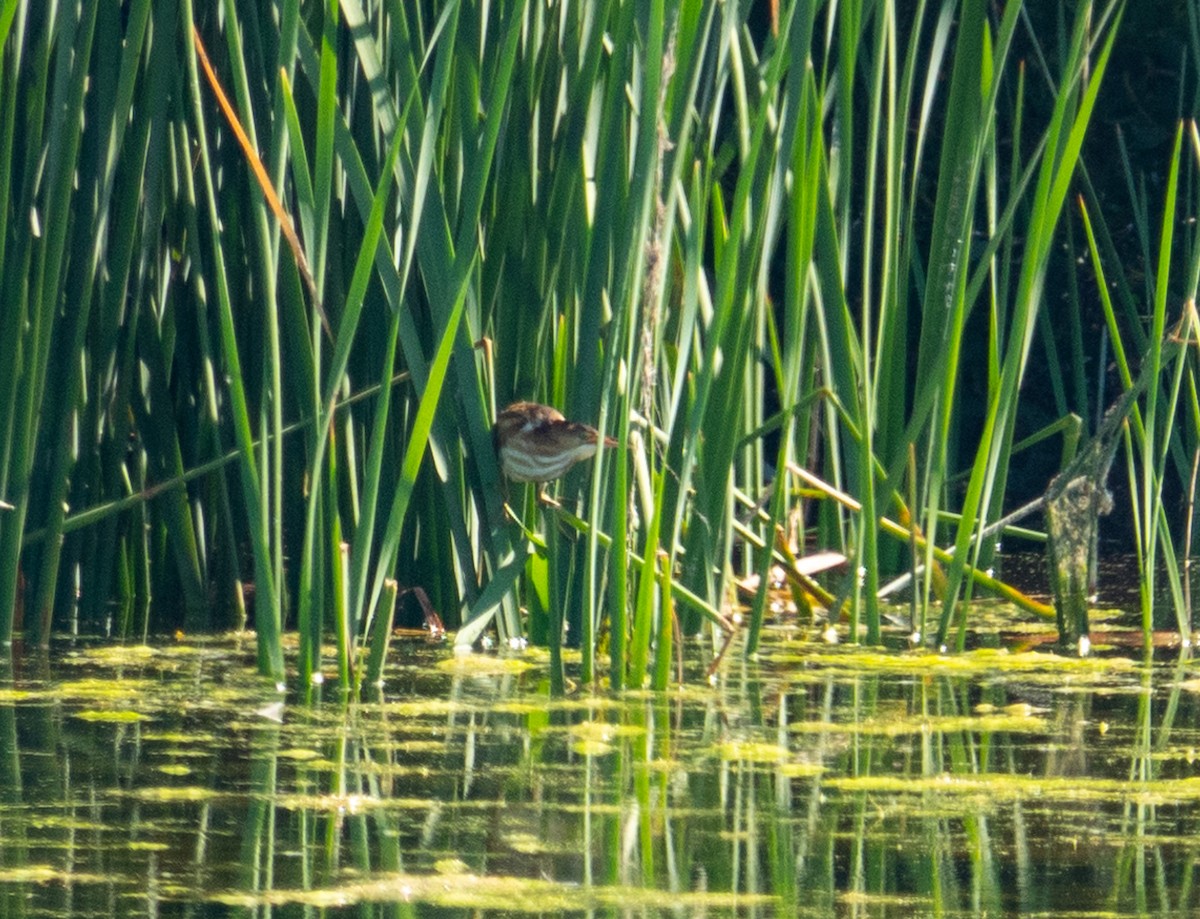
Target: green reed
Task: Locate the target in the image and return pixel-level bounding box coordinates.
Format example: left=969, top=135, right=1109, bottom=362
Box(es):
left=3, top=0, right=1199, bottom=689
left=1078, top=128, right=1198, bottom=647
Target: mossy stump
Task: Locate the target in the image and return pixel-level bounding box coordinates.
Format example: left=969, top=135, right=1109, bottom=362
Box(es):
left=1042, top=317, right=1188, bottom=651
left=1044, top=469, right=1111, bottom=651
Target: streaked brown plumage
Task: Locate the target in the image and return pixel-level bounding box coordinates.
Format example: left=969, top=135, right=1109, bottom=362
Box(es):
left=492, top=401, right=618, bottom=483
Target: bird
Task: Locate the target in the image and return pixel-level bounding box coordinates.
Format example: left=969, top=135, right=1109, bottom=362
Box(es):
left=492, top=401, right=618, bottom=483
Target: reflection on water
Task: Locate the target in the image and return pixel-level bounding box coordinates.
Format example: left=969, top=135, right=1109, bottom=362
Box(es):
left=0, top=631, right=1198, bottom=916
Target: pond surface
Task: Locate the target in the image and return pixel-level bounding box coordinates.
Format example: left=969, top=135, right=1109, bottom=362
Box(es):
left=1, top=627, right=1199, bottom=917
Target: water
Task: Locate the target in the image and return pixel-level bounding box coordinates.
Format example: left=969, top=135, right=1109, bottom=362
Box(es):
left=0, top=629, right=1198, bottom=916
